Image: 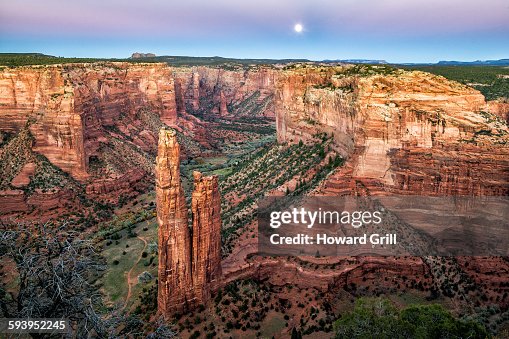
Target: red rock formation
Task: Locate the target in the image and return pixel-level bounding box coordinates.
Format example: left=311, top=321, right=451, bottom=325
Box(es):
left=173, top=66, right=277, bottom=118
left=174, top=78, right=187, bottom=116
left=0, top=63, right=278, bottom=193
left=0, top=66, right=87, bottom=179
left=274, top=66, right=509, bottom=195
left=388, top=145, right=509, bottom=196
left=26, top=188, right=76, bottom=212
left=191, top=72, right=200, bottom=111
left=0, top=63, right=179, bottom=181
left=191, top=171, right=222, bottom=303
left=11, top=162, right=36, bottom=188
left=68, top=62, right=179, bottom=159
left=487, top=99, right=509, bottom=124
left=219, top=90, right=229, bottom=116
left=328, top=256, right=432, bottom=296
left=0, top=62, right=195, bottom=219
left=0, top=187, right=82, bottom=222
left=156, top=128, right=194, bottom=317
left=156, top=128, right=222, bottom=318
left=85, top=168, right=147, bottom=201
left=0, top=190, right=29, bottom=213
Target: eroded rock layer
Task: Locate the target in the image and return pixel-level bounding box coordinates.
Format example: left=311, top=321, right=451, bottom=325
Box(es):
left=0, top=63, right=204, bottom=218
left=156, top=128, right=222, bottom=318
left=156, top=128, right=193, bottom=316
left=0, top=63, right=281, bottom=218
left=0, top=63, right=178, bottom=180
left=191, top=172, right=222, bottom=304
left=274, top=65, right=509, bottom=195
left=0, top=66, right=87, bottom=179
left=487, top=99, right=509, bottom=124
left=173, top=66, right=277, bottom=118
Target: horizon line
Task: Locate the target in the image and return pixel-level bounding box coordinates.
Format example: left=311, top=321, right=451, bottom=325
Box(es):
left=1, top=51, right=509, bottom=65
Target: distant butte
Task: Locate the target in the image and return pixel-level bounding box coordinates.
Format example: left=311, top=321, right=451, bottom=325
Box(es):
left=131, top=52, right=156, bottom=58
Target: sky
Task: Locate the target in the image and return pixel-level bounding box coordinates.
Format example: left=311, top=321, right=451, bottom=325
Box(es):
left=1, top=0, right=508, bottom=63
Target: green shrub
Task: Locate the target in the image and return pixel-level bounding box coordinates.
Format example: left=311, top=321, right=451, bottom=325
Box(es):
left=334, top=298, right=487, bottom=338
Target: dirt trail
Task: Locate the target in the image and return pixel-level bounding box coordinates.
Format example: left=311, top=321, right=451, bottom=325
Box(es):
left=122, top=235, right=148, bottom=311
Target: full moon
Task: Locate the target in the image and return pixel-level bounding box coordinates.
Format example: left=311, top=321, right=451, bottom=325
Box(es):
left=294, top=23, right=303, bottom=33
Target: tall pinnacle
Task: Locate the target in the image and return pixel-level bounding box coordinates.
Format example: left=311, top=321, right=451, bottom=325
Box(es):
left=156, top=128, right=223, bottom=318
left=156, top=128, right=193, bottom=317
left=191, top=171, right=223, bottom=303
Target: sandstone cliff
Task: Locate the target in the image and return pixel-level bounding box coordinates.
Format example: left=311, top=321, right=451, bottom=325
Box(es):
left=0, top=62, right=188, bottom=217
left=0, top=63, right=179, bottom=180
left=219, top=90, right=229, bottom=116
left=156, top=128, right=222, bottom=318
left=0, top=62, right=281, bottom=219
left=191, top=171, right=222, bottom=303
left=173, top=66, right=277, bottom=118
left=156, top=128, right=194, bottom=316
left=0, top=66, right=87, bottom=179
left=0, top=62, right=279, bottom=184
left=274, top=65, right=509, bottom=195
left=487, top=99, right=509, bottom=124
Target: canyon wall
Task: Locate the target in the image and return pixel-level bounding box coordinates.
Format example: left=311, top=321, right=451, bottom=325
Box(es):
left=173, top=66, right=277, bottom=118
left=0, top=63, right=178, bottom=180
left=2, top=61, right=507, bottom=216
left=0, top=62, right=281, bottom=219
left=67, top=63, right=178, bottom=165
left=0, top=66, right=87, bottom=179
left=0, top=62, right=189, bottom=219
left=156, top=128, right=222, bottom=318
left=487, top=99, right=509, bottom=124
left=0, top=63, right=278, bottom=185
left=274, top=65, right=509, bottom=195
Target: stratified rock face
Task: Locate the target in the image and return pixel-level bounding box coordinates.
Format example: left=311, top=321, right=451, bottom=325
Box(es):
left=66, top=62, right=178, bottom=151
left=0, top=63, right=178, bottom=180
left=174, top=66, right=277, bottom=118
left=190, top=72, right=200, bottom=111
left=156, top=128, right=222, bottom=318
left=488, top=99, right=509, bottom=124
left=219, top=90, right=229, bottom=116
left=0, top=63, right=278, bottom=189
left=387, top=144, right=509, bottom=195
left=0, top=66, right=87, bottom=179
left=191, top=171, right=222, bottom=303
left=173, top=78, right=187, bottom=116
left=0, top=190, right=29, bottom=213
left=156, top=128, right=193, bottom=316
left=275, top=66, right=509, bottom=195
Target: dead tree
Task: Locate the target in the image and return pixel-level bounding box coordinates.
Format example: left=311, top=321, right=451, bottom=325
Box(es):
left=0, top=222, right=111, bottom=337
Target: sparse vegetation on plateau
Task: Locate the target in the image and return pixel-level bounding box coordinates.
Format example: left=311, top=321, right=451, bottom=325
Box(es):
left=404, top=65, right=509, bottom=100
left=338, top=64, right=400, bottom=77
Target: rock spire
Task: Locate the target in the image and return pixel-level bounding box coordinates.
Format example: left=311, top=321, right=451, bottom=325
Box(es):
left=156, top=128, right=222, bottom=318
